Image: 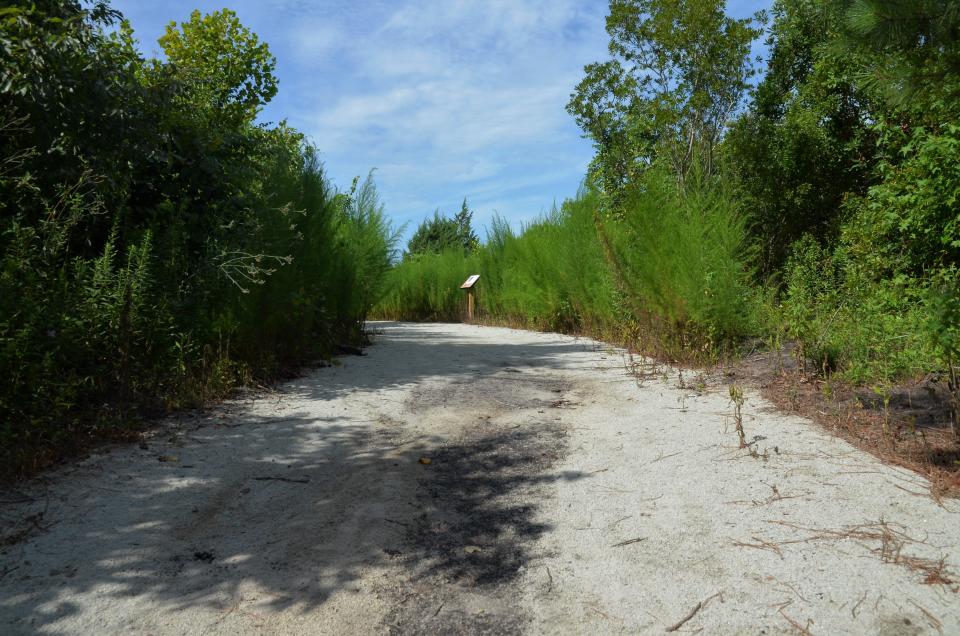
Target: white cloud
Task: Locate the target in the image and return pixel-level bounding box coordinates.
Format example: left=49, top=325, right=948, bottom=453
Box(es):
left=288, top=21, right=344, bottom=61
left=115, top=0, right=771, bottom=241
left=380, top=0, right=591, bottom=51
left=314, top=87, right=421, bottom=132
left=278, top=0, right=609, bottom=235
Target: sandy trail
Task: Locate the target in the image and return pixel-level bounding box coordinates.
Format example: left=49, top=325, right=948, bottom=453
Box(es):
left=1, top=322, right=958, bottom=635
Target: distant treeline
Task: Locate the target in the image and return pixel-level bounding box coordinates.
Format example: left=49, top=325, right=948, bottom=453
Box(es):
left=375, top=0, right=959, bottom=393
left=0, top=2, right=397, bottom=478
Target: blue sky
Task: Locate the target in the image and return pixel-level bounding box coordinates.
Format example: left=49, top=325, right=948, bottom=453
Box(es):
left=113, top=0, right=770, bottom=243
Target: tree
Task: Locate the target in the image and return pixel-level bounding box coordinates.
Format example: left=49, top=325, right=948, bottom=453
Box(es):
left=406, top=199, right=479, bottom=256
left=829, top=0, right=960, bottom=277
left=142, top=9, right=283, bottom=275
left=0, top=2, right=400, bottom=476
left=568, top=0, right=762, bottom=199
left=158, top=9, right=277, bottom=123
left=725, top=0, right=959, bottom=278
left=407, top=212, right=460, bottom=256
left=839, top=0, right=960, bottom=112
left=722, top=0, right=878, bottom=275
left=453, top=198, right=480, bottom=253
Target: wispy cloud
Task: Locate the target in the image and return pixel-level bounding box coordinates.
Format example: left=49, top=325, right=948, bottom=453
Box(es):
left=287, top=20, right=344, bottom=61
left=276, top=0, right=608, bottom=233
left=113, top=0, right=769, bottom=240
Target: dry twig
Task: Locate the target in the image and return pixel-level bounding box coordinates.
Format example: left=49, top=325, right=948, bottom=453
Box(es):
left=611, top=537, right=646, bottom=548
left=732, top=536, right=784, bottom=558
left=764, top=519, right=956, bottom=586
left=907, top=599, right=943, bottom=635
left=665, top=592, right=722, bottom=632
left=778, top=606, right=814, bottom=635
left=851, top=591, right=867, bottom=618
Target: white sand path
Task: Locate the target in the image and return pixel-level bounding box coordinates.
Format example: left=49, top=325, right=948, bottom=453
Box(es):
left=1, top=322, right=957, bottom=634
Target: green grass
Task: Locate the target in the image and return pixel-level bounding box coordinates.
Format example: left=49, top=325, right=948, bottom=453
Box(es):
left=374, top=170, right=758, bottom=361
left=374, top=249, right=482, bottom=321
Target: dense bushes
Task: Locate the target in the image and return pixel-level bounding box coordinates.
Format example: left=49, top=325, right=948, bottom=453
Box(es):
left=774, top=121, right=960, bottom=382
left=764, top=0, right=960, bottom=383
left=0, top=3, right=396, bottom=477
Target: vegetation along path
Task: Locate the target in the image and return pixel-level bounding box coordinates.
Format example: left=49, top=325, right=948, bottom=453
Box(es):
left=2, top=323, right=958, bottom=634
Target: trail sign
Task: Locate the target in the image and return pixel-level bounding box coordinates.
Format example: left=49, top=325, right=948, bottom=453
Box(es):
left=461, top=274, right=480, bottom=320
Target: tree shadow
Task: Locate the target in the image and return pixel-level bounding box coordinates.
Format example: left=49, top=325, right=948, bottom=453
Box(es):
left=406, top=426, right=583, bottom=586
left=0, top=322, right=593, bottom=634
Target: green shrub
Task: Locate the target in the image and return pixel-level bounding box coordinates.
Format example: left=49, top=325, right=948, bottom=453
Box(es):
left=779, top=118, right=960, bottom=382
left=781, top=234, right=938, bottom=382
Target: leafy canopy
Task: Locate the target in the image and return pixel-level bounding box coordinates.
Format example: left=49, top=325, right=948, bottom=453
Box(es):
left=568, top=0, right=763, bottom=199
left=159, top=8, right=277, bottom=122
left=721, top=0, right=877, bottom=275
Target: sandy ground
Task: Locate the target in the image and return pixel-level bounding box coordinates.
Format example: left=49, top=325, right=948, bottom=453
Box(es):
left=1, top=321, right=958, bottom=635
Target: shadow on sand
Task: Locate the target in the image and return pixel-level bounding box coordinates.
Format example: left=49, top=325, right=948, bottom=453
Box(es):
left=0, top=322, right=597, bottom=633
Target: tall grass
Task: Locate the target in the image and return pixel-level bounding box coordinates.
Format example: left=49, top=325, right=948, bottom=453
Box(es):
left=375, top=249, right=482, bottom=321
left=481, top=191, right=617, bottom=333
left=602, top=169, right=757, bottom=355
left=373, top=169, right=757, bottom=360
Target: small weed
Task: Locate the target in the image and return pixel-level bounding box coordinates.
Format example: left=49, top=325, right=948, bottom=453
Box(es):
left=729, top=384, right=748, bottom=450
left=694, top=372, right=708, bottom=393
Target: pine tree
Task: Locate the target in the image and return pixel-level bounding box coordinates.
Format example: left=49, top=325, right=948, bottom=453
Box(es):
left=406, top=198, right=479, bottom=257
left=454, top=198, right=479, bottom=253
left=841, top=0, right=960, bottom=109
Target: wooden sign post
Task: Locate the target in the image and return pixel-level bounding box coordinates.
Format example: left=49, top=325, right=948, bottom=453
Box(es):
left=460, top=274, right=480, bottom=321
